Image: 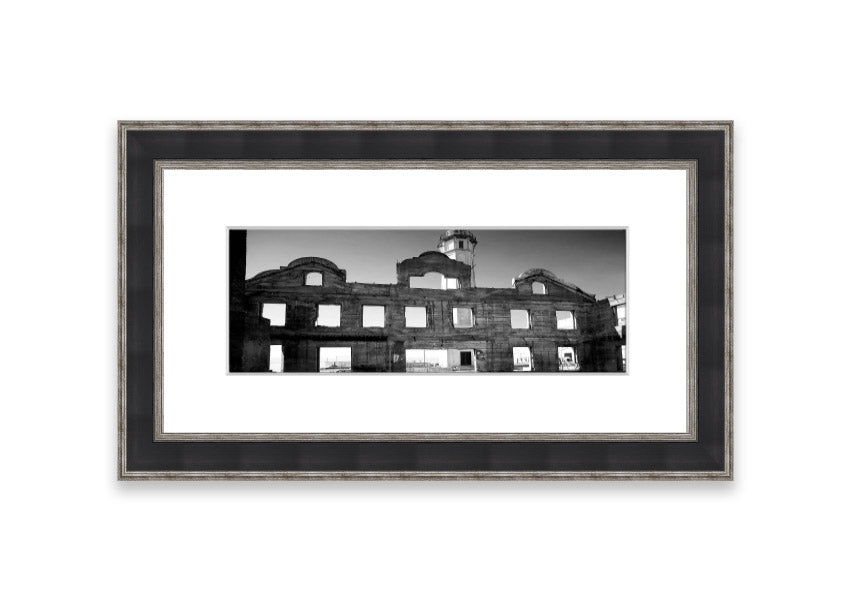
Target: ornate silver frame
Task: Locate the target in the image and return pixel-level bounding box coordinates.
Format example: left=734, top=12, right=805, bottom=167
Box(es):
left=118, top=121, right=732, bottom=480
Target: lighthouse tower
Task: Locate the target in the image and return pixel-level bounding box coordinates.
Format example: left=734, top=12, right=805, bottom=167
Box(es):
left=438, top=229, right=478, bottom=287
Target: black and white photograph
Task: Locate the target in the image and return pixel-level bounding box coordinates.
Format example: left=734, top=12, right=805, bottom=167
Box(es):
left=230, top=228, right=627, bottom=374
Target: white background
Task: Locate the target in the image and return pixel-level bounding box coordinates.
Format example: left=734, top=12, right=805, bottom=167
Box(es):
left=164, top=169, right=686, bottom=434
left=2, top=2, right=851, bottom=601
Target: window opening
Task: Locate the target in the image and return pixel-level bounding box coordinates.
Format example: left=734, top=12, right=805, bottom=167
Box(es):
left=510, top=309, right=530, bottom=329
left=315, top=304, right=341, bottom=327
left=319, top=347, right=351, bottom=372
left=405, top=349, right=448, bottom=372
left=556, top=310, right=575, bottom=330
left=362, top=305, right=384, bottom=327
left=405, top=349, right=476, bottom=372
left=269, top=344, right=284, bottom=372
left=262, top=303, right=287, bottom=326
left=557, top=346, right=579, bottom=371
left=513, top=347, right=532, bottom=372
left=452, top=307, right=474, bottom=328
left=405, top=306, right=427, bottom=328
left=409, top=272, right=444, bottom=289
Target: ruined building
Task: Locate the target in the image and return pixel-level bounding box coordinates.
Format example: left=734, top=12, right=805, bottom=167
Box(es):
left=229, top=230, right=626, bottom=373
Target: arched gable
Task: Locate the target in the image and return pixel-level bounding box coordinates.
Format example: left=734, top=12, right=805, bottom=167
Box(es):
left=512, top=268, right=596, bottom=301
left=246, top=256, right=347, bottom=290
left=396, top=251, right=472, bottom=288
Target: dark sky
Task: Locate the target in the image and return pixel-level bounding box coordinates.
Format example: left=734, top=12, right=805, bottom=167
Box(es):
left=245, top=229, right=625, bottom=297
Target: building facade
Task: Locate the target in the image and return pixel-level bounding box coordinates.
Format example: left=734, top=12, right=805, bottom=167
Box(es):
left=230, top=230, right=626, bottom=373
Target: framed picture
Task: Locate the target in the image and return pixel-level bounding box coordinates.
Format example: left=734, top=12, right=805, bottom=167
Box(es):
left=118, top=121, right=732, bottom=480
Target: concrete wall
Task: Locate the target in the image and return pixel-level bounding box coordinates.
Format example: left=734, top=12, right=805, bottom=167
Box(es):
left=228, top=230, right=248, bottom=372
left=237, top=261, right=623, bottom=372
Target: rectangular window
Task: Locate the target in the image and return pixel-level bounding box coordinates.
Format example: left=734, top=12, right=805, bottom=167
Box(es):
left=616, top=305, right=626, bottom=324
left=409, top=273, right=443, bottom=289
left=513, top=347, right=532, bottom=372
left=454, top=349, right=476, bottom=371
left=319, top=347, right=351, bottom=372
left=405, top=349, right=449, bottom=372
left=315, top=304, right=341, bottom=327
left=444, top=277, right=458, bottom=290
left=452, top=307, right=474, bottom=328
left=458, top=241, right=464, bottom=249
left=262, top=303, right=287, bottom=326
left=510, top=309, right=530, bottom=329
left=556, top=310, right=575, bottom=330
left=558, top=346, right=579, bottom=371
left=362, top=305, right=384, bottom=328
left=405, top=349, right=476, bottom=372
left=269, top=344, right=284, bottom=372
left=305, top=272, right=323, bottom=286
left=405, top=306, right=427, bottom=328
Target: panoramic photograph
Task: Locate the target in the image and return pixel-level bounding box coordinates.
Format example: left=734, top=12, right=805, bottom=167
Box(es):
left=229, top=228, right=626, bottom=373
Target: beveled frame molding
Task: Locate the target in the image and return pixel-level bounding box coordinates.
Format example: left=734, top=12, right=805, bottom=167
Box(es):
left=150, top=159, right=697, bottom=443
left=118, top=121, right=732, bottom=480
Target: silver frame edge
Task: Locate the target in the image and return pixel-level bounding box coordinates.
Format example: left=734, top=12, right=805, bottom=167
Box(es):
left=117, top=121, right=733, bottom=481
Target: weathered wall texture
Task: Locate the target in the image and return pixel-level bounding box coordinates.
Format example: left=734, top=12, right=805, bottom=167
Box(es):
left=228, top=230, right=248, bottom=372
left=235, top=254, right=625, bottom=373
